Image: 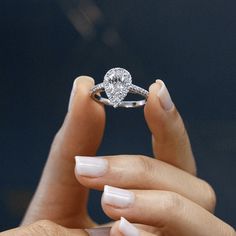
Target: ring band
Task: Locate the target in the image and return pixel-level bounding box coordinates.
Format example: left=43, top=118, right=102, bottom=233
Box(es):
left=90, top=68, right=149, bottom=108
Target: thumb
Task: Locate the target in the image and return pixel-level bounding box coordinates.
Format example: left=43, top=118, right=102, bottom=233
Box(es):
left=22, top=76, right=105, bottom=227
left=1, top=220, right=89, bottom=236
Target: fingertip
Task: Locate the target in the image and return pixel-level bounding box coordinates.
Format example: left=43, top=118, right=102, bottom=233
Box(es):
left=68, top=75, right=96, bottom=112
left=110, top=220, right=123, bottom=236
left=74, top=76, right=95, bottom=98
left=75, top=75, right=95, bottom=86
left=146, top=82, right=162, bottom=106
left=145, top=80, right=178, bottom=128
left=111, top=219, right=156, bottom=236
left=147, top=80, right=174, bottom=112
left=148, top=81, right=162, bottom=93
left=146, top=81, right=163, bottom=110
left=61, top=75, right=106, bottom=156
left=69, top=75, right=105, bottom=115
left=144, top=81, right=167, bottom=129
left=119, top=217, right=140, bottom=236
left=110, top=218, right=135, bottom=236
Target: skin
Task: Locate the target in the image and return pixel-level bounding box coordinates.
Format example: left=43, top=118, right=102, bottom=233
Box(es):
left=1, top=220, right=89, bottom=236
left=0, top=77, right=235, bottom=235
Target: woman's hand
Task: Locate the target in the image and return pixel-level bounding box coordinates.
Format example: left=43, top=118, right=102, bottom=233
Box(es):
left=75, top=81, right=235, bottom=235
left=2, top=77, right=234, bottom=235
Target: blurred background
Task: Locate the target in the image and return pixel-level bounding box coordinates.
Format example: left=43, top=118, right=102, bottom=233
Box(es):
left=0, top=0, right=236, bottom=231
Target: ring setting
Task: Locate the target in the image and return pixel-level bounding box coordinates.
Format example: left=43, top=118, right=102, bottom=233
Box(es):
left=90, top=67, right=149, bottom=108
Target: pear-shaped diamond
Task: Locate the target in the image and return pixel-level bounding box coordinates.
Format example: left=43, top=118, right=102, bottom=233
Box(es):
left=103, top=68, right=132, bottom=108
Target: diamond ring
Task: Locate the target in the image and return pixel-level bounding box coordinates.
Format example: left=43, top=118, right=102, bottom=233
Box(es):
left=90, top=68, right=149, bottom=108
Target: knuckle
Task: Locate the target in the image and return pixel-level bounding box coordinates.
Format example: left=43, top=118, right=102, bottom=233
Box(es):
left=137, top=155, right=156, bottom=177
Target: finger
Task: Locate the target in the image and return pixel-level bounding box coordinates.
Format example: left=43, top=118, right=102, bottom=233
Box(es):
left=75, top=155, right=216, bottom=211
left=22, top=77, right=105, bottom=227
left=144, top=80, right=196, bottom=175
left=101, top=186, right=235, bottom=236
left=1, top=220, right=89, bottom=236
left=110, top=218, right=158, bottom=236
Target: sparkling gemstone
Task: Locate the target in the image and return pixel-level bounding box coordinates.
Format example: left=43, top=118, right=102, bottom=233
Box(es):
left=103, top=68, right=132, bottom=108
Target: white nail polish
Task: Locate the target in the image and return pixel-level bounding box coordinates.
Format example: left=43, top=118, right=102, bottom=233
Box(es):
left=103, top=185, right=135, bottom=208
left=156, top=80, right=173, bottom=111
left=119, top=217, right=140, bottom=236
left=75, top=156, right=108, bottom=177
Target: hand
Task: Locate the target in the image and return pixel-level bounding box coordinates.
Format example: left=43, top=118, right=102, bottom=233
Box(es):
left=75, top=80, right=235, bottom=235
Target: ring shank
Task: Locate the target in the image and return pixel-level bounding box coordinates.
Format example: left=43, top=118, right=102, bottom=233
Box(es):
left=91, top=83, right=148, bottom=108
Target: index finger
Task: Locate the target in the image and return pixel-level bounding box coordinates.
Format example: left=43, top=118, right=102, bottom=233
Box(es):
left=144, top=80, right=196, bottom=175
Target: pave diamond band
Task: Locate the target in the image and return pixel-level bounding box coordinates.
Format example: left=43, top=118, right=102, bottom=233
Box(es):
left=90, top=68, right=149, bottom=108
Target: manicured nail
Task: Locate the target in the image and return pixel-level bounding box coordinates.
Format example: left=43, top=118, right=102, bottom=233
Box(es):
left=68, top=79, right=78, bottom=111
left=85, top=227, right=111, bottom=236
left=119, top=217, right=140, bottom=236
left=75, top=156, right=108, bottom=177
left=103, top=185, right=135, bottom=208
left=156, top=80, right=173, bottom=111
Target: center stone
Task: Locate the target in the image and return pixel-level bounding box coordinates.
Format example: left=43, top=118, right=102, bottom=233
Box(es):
left=103, top=68, right=132, bottom=108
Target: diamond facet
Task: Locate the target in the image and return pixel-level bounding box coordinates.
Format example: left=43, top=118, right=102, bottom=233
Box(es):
left=103, top=68, right=132, bottom=108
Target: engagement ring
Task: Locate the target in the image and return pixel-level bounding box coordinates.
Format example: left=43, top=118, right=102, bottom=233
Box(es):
left=90, top=68, right=149, bottom=108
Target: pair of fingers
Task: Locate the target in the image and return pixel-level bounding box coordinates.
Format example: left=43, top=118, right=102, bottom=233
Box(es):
left=22, top=76, right=209, bottom=228
left=75, top=156, right=234, bottom=236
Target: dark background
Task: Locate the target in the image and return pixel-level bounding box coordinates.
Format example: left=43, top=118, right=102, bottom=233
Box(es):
left=0, top=0, right=236, bottom=231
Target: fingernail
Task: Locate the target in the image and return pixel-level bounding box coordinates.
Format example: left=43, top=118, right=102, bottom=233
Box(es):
left=75, top=156, right=108, bottom=177
left=156, top=80, right=173, bottom=111
left=102, top=185, right=135, bottom=208
left=68, top=79, right=78, bottom=111
left=119, top=217, right=139, bottom=236
left=85, top=227, right=111, bottom=236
